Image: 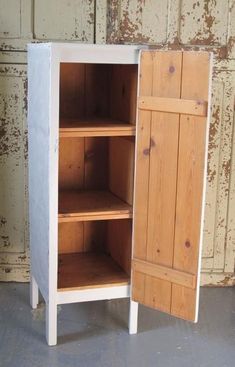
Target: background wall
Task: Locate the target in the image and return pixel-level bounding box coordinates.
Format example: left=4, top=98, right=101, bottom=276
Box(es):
left=0, top=0, right=234, bottom=285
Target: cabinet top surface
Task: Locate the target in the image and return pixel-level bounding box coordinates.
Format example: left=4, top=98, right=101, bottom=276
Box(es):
left=27, top=43, right=146, bottom=64
left=27, top=42, right=145, bottom=50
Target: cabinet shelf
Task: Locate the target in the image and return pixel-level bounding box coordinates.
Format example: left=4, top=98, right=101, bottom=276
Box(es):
left=58, top=190, right=133, bottom=222
left=58, top=252, right=130, bottom=291
left=59, top=118, right=136, bottom=137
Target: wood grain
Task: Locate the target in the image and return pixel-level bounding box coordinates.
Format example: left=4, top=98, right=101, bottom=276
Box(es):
left=138, top=96, right=207, bottom=116
left=133, top=51, right=153, bottom=260
left=60, top=63, right=85, bottom=119
left=58, top=222, right=84, bottom=254
left=132, top=259, right=196, bottom=289
left=84, top=137, right=108, bottom=190
left=132, top=51, right=211, bottom=322
left=59, top=138, right=84, bottom=190
left=110, top=64, right=138, bottom=125
left=60, top=118, right=136, bottom=137
left=58, top=252, right=129, bottom=291
left=145, top=51, right=182, bottom=312
left=58, top=190, right=132, bottom=222
left=171, top=52, right=210, bottom=320
left=107, top=220, right=132, bottom=275
left=109, top=137, right=135, bottom=205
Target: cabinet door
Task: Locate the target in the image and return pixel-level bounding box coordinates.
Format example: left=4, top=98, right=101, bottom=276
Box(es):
left=132, top=50, right=212, bottom=322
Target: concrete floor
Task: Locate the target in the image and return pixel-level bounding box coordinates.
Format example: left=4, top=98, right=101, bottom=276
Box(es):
left=0, top=284, right=235, bottom=367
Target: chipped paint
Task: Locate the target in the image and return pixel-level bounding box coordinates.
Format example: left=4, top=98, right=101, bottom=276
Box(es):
left=104, top=0, right=235, bottom=285
left=0, top=63, right=29, bottom=275
left=201, top=272, right=235, bottom=286
left=34, top=0, right=94, bottom=42
left=0, top=0, right=234, bottom=284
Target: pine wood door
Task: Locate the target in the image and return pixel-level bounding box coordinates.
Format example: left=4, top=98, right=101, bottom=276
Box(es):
left=132, top=50, right=212, bottom=321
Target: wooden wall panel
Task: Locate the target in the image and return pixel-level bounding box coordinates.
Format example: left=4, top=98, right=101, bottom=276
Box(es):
left=102, top=0, right=235, bottom=286
left=0, top=1, right=95, bottom=281
left=0, top=66, right=28, bottom=255
left=34, top=0, right=94, bottom=41
left=0, top=0, right=234, bottom=284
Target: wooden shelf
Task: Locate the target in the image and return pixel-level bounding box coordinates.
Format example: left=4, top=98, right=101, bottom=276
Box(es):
left=58, top=252, right=130, bottom=291
left=58, top=190, right=132, bottom=222
left=59, top=118, right=136, bottom=137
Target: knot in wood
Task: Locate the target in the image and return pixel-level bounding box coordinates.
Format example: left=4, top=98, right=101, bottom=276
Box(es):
left=185, top=240, right=191, bottom=248
left=143, top=148, right=150, bottom=156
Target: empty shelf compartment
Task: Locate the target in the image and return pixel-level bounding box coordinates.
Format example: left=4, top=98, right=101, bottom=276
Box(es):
left=58, top=252, right=130, bottom=291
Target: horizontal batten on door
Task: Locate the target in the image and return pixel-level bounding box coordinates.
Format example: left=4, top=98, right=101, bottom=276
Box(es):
left=132, top=259, right=196, bottom=289
left=138, top=96, right=207, bottom=116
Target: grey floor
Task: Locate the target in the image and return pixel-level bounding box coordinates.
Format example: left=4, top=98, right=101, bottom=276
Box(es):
left=0, top=284, right=235, bottom=367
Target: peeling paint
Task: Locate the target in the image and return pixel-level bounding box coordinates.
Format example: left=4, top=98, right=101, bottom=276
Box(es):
left=0, top=0, right=234, bottom=284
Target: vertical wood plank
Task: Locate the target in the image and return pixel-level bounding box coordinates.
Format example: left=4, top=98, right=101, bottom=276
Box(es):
left=132, top=51, right=153, bottom=302
left=59, top=138, right=84, bottom=190
left=58, top=222, right=84, bottom=254
left=84, top=221, right=107, bottom=252
left=84, top=137, right=108, bottom=190
left=171, top=52, right=210, bottom=320
left=144, top=51, right=182, bottom=313
left=133, top=51, right=153, bottom=260
left=109, top=65, right=138, bottom=124
left=59, top=63, right=85, bottom=119
left=85, top=64, right=110, bottom=118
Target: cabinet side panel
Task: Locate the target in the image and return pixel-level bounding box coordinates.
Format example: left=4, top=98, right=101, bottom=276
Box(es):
left=28, top=46, right=51, bottom=302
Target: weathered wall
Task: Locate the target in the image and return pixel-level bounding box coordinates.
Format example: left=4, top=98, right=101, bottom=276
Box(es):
left=0, top=0, right=234, bottom=285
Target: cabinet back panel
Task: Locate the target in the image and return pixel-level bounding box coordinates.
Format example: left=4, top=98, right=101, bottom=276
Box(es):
left=59, top=137, right=108, bottom=190
left=84, top=137, right=109, bottom=190
left=59, top=138, right=85, bottom=190
left=59, top=221, right=107, bottom=254
left=60, top=63, right=86, bottom=119
left=60, top=63, right=138, bottom=124
left=109, top=65, right=138, bottom=124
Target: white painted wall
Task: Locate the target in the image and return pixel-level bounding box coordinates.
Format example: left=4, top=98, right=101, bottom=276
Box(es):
left=0, top=0, right=234, bottom=285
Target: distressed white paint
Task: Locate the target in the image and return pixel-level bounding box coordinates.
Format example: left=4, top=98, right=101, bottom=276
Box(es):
left=0, top=65, right=27, bottom=253
left=95, top=0, right=107, bottom=44
left=0, top=0, right=21, bottom=38
left=34, top=0, right=94, bottom=42
left=0, top=0, right=234, bottom=286
left=180, top=0, right=229, bottom=45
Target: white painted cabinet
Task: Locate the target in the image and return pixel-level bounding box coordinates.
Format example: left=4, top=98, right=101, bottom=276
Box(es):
left=28, top=43, right=211, bottom=345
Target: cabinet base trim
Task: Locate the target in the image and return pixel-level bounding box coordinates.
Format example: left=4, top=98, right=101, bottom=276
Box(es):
left=57, top=285, right=130, bottom=305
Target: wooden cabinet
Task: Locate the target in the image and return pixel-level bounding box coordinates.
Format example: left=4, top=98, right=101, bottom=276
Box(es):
left=28, top=43, right=212, bottom=345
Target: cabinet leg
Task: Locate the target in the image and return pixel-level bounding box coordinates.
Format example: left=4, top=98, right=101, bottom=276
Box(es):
left=46, top=302, right=57, bottom=346
left=30, top=275, right=39, bottom=309
left=129, top=300, right=138, bottom=334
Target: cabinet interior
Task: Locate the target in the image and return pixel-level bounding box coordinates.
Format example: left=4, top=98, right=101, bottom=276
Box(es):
left=58, top=62, right=138, bottom=291
left=60, top=63, right=138, bottom=133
